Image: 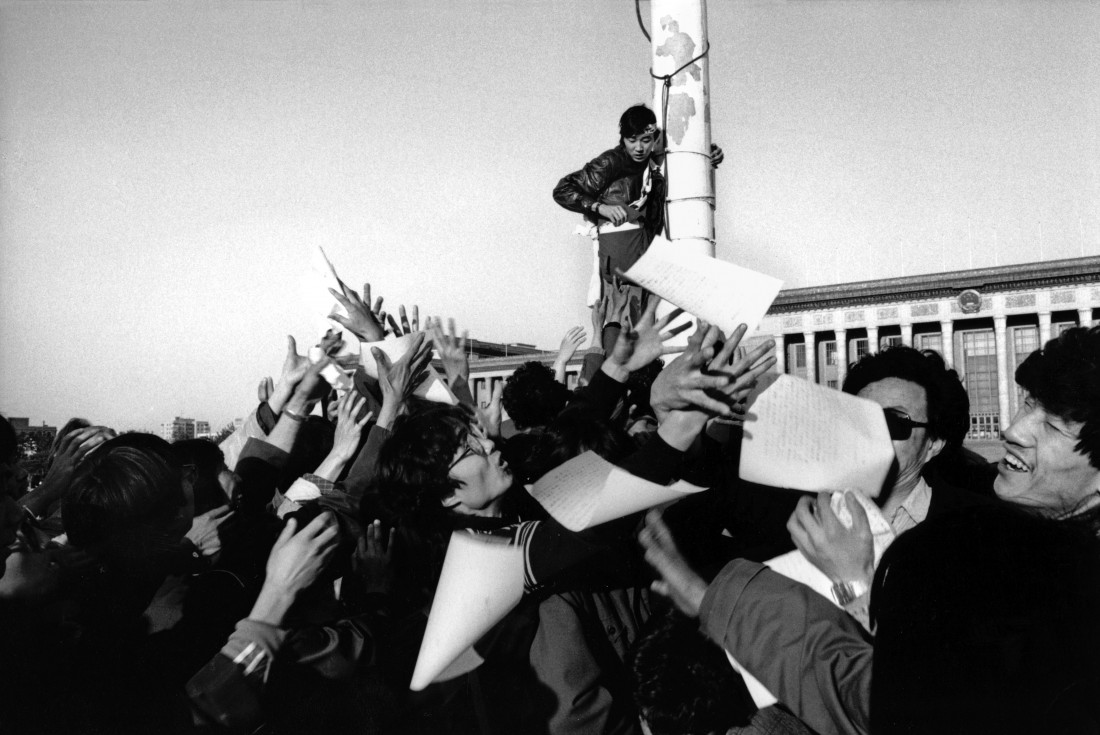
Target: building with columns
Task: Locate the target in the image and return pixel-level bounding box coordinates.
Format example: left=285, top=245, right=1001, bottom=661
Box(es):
left=756, top=255, right=1100, bottom=439
left=465, top=256, right=1099, bottom=441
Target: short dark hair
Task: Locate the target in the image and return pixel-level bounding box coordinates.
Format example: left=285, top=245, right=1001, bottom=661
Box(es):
left=1015, top=326, right=1100, bottom=470
left=171, top=438, right=228, bottom=514
left=63, top=433, right=186, bottom=570
left=374, top=404, right=473, bottom=526
left=523, top=405, right=634, bottom=483
left=843, top=346, right=969, bottom=450
left=619, top=104, right=658, bottom=140
left=630, top=612, right=757, bottom=735
left=501, top=361, right=570, bottom=431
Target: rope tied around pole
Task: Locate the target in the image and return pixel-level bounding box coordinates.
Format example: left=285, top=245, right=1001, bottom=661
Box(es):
left=649, top=42, right=710, bottom=239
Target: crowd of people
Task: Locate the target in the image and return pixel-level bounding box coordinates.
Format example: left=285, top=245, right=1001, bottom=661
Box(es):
left=2, top=105, right=1099, bottom=734
left=2, top=263, right=1100, bottom=734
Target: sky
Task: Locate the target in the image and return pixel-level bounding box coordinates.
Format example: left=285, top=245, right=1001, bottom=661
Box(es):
left=2, top=0, right=1098, bottom=432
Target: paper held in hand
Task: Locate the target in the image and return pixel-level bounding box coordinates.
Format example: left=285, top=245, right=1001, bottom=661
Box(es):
left=739, top=374, right=895, bottom=498
left=359, top=333, right=457, bottom=405
left=409, top=532, right=525, bottom=691
left=621, top=236, right=783, bottom=336
left=730, top=491, right=897, bottom=709
left=527, top=451, right=705, bottom=532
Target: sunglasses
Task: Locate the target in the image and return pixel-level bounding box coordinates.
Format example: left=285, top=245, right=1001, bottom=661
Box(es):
left=448, top=432, right=490, bottom=471
left=883, top=408, right=930, bottom=441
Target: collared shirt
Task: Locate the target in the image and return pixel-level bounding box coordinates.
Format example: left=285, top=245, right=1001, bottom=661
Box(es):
left=887, top=477, right=932, bottom=536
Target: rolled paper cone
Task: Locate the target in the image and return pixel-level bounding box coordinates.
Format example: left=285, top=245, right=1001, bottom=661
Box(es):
left=409, top=532, right=525, bottom=691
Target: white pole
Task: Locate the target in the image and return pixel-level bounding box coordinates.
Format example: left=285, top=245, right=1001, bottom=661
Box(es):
left=650, top=0, right=714, bottom=258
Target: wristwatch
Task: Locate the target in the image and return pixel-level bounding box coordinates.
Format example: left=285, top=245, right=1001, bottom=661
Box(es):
left=830, top=579, right=869, bottom=606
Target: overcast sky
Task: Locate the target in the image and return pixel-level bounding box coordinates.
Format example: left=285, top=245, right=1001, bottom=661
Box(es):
left=2, top=0, right=1098, bottom=431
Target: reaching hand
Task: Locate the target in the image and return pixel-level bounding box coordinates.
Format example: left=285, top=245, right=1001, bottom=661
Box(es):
left=604, top=278, right=630, bottom=327
left=649, top=323, right=735, bottom=417
left=478, top=381, right=504, bottom=439
left=701, top=324, right=777, bottom=412
left=331, top=390, right=373, bottom=462
left=386, top=304, right=420, bottom=337
left=590, top=299, right=607, bottom=350
left=352, top=519, right=396, bottom=596
left=257, top=376, right=274, bottom=404
left=556, top=327, right=587, bottom=365
left=614, top=298, right=690, bottom=374
left=328, top=281, right=386, bottom=343
left=427, top=317, right=470, bottom=385
left=279, top=335, right=312, bottom=386
left=788, top=491, right=874, bottom=586
left=263, top=513, right=340, bottom=596
left=639, top=510, right=707, bottom=618
left=185, top=504, right=235, bottom=558
left=374, top=333, right=433, bottom=426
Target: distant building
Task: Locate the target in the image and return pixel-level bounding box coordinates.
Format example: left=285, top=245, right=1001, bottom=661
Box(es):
left=465, top=255, right=1100, bottom=440
left=752, top=255, right=1099, bottom=439
left=452, top=340, right=583, bottom=411
left=160, top=416, right=204, bottom=443
left=7, top=418, right=58, bottom=453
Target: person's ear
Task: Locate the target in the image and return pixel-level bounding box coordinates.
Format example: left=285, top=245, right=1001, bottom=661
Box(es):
left=441, top=492, right=461, bottom=509
left=924, top=436, right=946, bottom=464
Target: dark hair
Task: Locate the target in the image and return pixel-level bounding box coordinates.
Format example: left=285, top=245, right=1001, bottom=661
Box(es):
left=523, top=405, right=635, bottom=483
left=171, top=438, right=229, bottom=514
left=63, top=433, right=186, bottom=570
left=843, top=346, right=969, bottom=450
left=630, top=612, right=757, bottom=735
left=501, top=361, right=570, bottom=431
left=1015, top=325, right=1100, bottom=470
left=374, top=404, right=473, bottom=526
left=51, top=418, right=92, bottom=457
left=619, top=104, right=658, bottom=140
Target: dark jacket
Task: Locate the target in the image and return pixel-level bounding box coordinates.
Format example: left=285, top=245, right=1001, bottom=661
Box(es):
left=553, top=145, right=666, bottom=238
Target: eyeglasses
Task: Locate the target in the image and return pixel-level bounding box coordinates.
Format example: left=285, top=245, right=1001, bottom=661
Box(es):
left=883, top=408, right=930, bottom=441
left=448, top=433, right=490, bottom=471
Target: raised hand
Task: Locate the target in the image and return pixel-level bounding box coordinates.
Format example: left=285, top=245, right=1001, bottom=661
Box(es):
left=478, top=381, right=505, bottom=439
left=330, top=390, right=373, bottom=463
left=639, top=510, right=707, bottom=618
left=374, top=333, right=433, bottom=429
left=257, top=376, right=274, bottom=404
left=352, top=519, right=396, bottom=596
left=185, top=504, right=235, bottom=558
left=249, top=513, right=340, bottom=626
left=427, top=317, right=470, bottom=385
left=650, top=323, right=736, bottom=418
left=328, top=281, right=386, bottom=343
left=386, top=304, right=420, bottom=337
left=709, top=143, right=724, bottom=169
left=702, top=324, right=777, bottom=412
left=553, top=326, right=587, bottom=383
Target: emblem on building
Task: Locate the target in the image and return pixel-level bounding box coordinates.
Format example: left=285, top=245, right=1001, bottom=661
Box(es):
left=957, top=289, right=982, bottom=314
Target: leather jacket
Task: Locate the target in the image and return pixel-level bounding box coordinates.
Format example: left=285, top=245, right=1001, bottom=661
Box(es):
left=553, top=145, right=666, bottom=236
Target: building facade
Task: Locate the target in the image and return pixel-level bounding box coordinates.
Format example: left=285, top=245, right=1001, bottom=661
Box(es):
left=160, top=416, right=201, bottom=443
left=755, top=256, right=1100, bottom=439
left=464, top=256, right=1100, bottom=440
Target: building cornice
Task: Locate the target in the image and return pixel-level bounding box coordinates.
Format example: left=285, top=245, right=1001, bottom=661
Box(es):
left=769, top=255, right=1100, bottom=314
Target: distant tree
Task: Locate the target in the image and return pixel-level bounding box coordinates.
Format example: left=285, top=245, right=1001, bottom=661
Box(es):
left=17, top=429, right=55, bottom=486
left=211, top=423, right=236, bottom=446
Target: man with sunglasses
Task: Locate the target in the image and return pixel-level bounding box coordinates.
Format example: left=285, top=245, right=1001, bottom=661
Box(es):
left=787, top=346, right=991, bottom=627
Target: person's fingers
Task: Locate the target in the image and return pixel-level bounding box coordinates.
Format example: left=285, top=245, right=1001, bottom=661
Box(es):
left=845, top=492, right=871, bottom=534
left=686, top=390, right=734, bottom=417
left=274, top=518, right=298, bottom=548
left=410, top=305, right=419, bottom=332
left=327, top=287, right=351, bottom=308
left=650, top=579, right=671, bottom=598
left=386, top=527, right=396, bottom=558
left=399, top=305, right=410, bottom=333
left=386, top=313, right=401, bottom=335
left=205, top=504, right=233, bottom=519
left=371, top=347, right=392, bottom=373
left=313, top=522, right=340, bottom=551
left=363, top=283, right=372, bottom=307
left=653, top=306, right=683, bottom=333
left=661, top=321, right=692, bottom=342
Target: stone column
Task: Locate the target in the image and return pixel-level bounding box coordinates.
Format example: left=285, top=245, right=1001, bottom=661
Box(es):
left=803, top=332, right=817, bottom=384
left=994, top=315, right=1011, bottom=435
left=1079, top=307, right=1094, bottom=328
left=774, top=334, right=786, bottom=375
left=939, top=320, right=955, bottom=367
left=867, top=325, right=879, bottom=354
left=835, top=328, right=848, bottom=387
left=900, top=323, right=913, bottom=347
left=1039, top=311, right=1052, bottom=346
